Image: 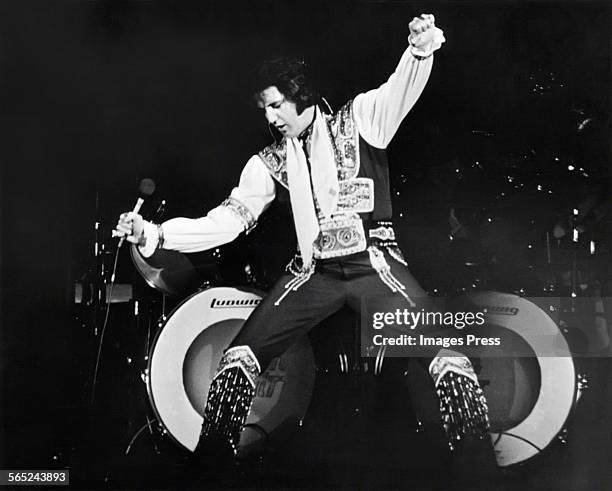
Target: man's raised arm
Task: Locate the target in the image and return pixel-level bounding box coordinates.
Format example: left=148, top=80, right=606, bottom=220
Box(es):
left=353, top=14, right=445, bottom=149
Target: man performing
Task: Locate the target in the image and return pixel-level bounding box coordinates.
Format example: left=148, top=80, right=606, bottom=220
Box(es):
left=116, top=13, right=492, bottom=477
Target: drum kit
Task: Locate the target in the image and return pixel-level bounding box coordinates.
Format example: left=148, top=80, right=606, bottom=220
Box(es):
left=79, top=240, right=588, bottom=470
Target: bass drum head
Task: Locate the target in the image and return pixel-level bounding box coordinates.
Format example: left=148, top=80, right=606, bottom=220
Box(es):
left=471, top=324, right=542, bottom=430
left=148, top=287, right=316, bottom=453
left=451, top=291, right=577, bottom=467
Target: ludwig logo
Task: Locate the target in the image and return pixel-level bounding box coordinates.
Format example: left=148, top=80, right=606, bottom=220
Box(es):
left=210, top=297, right=261, bottom=308
left=480, top=305, right=519, bottom=316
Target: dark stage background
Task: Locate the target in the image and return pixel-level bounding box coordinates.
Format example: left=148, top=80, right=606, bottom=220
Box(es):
left=1, top=1, right=611, bottom=489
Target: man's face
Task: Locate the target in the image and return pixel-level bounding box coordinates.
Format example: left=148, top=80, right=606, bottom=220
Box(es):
left=257, top=86, right=312, bottom=138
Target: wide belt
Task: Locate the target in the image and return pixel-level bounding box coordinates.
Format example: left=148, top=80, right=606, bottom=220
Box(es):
left=312, top=215, right=398, bottom=260
left=280, top=217, right=410, bottom=306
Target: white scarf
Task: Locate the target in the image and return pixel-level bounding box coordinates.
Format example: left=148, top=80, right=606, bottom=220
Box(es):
left=286, top=107, right=339, bottom=267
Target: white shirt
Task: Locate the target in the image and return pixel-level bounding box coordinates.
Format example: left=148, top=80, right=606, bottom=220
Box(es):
left=140, top=37, right=442, bottom=257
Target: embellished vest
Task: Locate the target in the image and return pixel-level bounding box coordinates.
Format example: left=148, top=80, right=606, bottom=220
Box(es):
left=258, top=101, right=394, bottom=259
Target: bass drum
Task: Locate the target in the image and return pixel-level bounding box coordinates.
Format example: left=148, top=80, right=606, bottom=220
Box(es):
left=451, top=291, right=582, bottom=467
left=147, top=287, right=316, bottom=454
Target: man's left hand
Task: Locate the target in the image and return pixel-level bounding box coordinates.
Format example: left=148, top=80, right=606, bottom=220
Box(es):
left=409, top=14, right=437, bottom=47
left=408, top=14, right=445, bottom=57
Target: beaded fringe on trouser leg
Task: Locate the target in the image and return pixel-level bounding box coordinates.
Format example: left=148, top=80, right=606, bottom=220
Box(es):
left=367, top=246, right=417, bottom=307
left=199, top=346, right=261, bottom=455
left=429, top=351, right=490, bottom=450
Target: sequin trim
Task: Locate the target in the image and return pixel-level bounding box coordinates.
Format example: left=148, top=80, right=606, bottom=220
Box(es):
left=221, top=197, right=257, bottom=234
left=327, top=101, right=360, bottom=181
left=336, top=178, right=374, bottom=213
left=200, top=365, right=256, bottom=454
left=215, top=346, right=261, bottom=388
left=257, top=100, right=360, bottom=188
left=429, top=355, right=478, bottom=386
left=258, top=141, right=289, bottom=188
left=429, top=355, right=490, bottom=450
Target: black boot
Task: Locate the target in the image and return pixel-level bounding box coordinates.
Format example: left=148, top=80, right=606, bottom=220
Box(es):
left=429, top=351, right=490, bottom=448
left=193, top=346, right=261, bottom=468
left=429, top=351, right=498, bottom=488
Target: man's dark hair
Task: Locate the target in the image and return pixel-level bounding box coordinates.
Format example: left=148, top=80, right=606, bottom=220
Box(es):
left=252, top=56, right=319, bottom=114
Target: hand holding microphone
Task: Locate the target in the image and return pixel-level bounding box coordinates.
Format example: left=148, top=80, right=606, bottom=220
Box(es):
left=114, top=199, right=145, bottom=247
left=113, top=178, right=156, bottom=247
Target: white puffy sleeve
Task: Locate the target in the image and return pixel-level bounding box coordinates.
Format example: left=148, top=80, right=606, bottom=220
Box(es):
left=353, top=26, right=445, bottom=149
left=139, top=155, right=276, bottom=257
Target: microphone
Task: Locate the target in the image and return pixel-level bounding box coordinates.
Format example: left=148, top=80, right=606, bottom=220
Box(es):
left=138, top=177, right=156, bottom=197
left=114, top=178, right=157, bottom=247
left=117, top=198, right=145, bottom=248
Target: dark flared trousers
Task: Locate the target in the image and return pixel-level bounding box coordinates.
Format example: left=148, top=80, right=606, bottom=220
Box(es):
left=230, top=250, right=434, bottom=369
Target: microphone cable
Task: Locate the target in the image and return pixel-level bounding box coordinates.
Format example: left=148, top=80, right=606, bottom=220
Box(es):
left=90, top=242, right=121, bottom=406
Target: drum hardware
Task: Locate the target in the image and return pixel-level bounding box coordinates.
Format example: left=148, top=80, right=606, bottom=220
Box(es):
left=546, top=372, right=588, bottom=447
left=338, top=350, right=349, bottom=374
left=576, top=373, right=589, bottom=393
left=146, top=413, right=162, bottom=456
left=333, top=312, right=386, bottom=375
left=335, top=336, right=350, bottom=374
left=374, top=345, right=387, bottom=375
left=124, top=417, right=161, bottom=456
left=140, top=368, right=149, bottom=385
left=557, top=295, right=610, bottom=356
left=312, top=321, right=355, bottom=376
left=74, top=282, right=133, bottom=305
left=130, top=245, right=204, bottom=298
left=557, top=428, right=568, bottom=445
